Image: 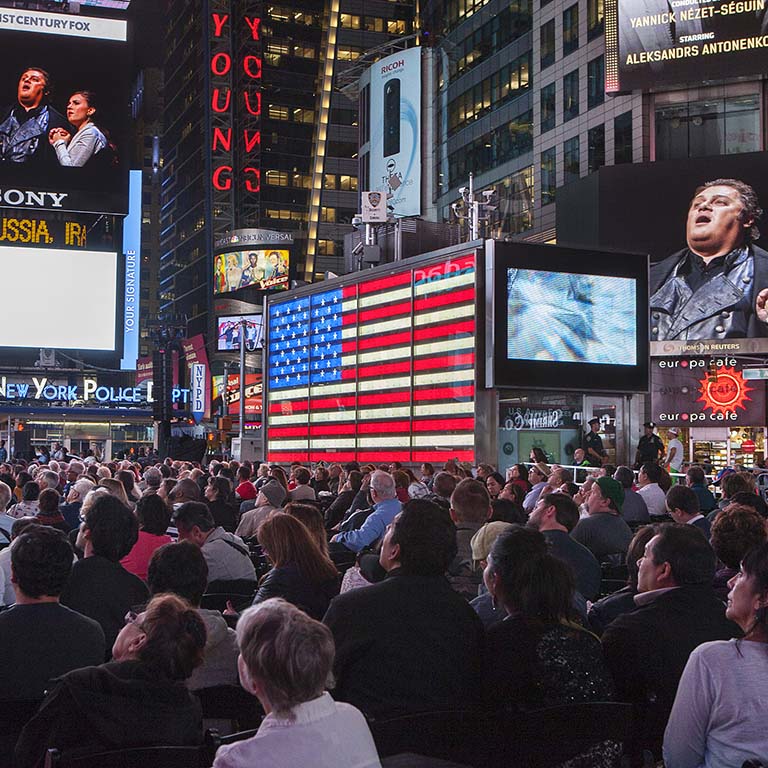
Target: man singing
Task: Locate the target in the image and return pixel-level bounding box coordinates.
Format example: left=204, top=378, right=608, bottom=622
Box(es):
left=0, top=68, right=70, bottom=166
left=650, top=179, right=768, bottom=341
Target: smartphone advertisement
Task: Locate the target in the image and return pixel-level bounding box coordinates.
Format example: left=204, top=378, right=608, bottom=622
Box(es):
left=368, top=47, right=421, bottom=218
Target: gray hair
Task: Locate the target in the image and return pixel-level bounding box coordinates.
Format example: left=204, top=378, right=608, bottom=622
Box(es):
left=40, top=470, right=60, bottom=490
left=71, top=478, right=95, bottom=500
left=143, top=467, right=162, bottom=488
left=370, top=469, right=396, bottom=500
left=237, top=598, right=334, bottom=719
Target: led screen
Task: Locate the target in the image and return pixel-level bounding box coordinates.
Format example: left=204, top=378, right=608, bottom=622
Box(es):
left=0, top=9, right=129, bottom=214
left=492, top=242, right=649, bottom=393
left=0, top=245, right=117, bottom=349
left=217, top=314, right=263, bottom=351
left=506, top=270, right=637, bottom=366
left=213, top=249, right=289, bottom=295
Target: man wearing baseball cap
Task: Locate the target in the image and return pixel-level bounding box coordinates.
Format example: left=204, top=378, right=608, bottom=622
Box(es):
left=571, top=476, right=633, bottom=561
left=664, top=428, right=684, bottom=474
left=635, top=422, right=664, bottom=469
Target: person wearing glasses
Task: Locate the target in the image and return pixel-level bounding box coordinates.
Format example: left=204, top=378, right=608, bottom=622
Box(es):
left=15, top=593, right=206, bottom=768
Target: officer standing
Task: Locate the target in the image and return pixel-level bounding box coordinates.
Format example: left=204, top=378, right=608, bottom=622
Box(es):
left=582, top=418, right=606, bottom=466
left=635, top=421, right=664, bottom=468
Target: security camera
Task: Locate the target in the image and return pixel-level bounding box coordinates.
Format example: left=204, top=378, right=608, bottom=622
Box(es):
left=352, top=241, right=365, bottom=256
left=482, top=190, right=497, bottom=201
left=351, top=215, right=363, bottom=229
left=459, top=187, right=468, bottom=200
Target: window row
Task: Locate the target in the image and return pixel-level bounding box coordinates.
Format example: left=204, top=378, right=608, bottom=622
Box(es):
left=265, top=40, right=317, bottom=64
left=540, top=56, right=604, bottom=133
left=448, top=52, right=532, bottom=134
left=540, top=0, right=604, bottom=69
left=448, top=111, right=533, bottom=186
left=339, top=14, right=411, bottom=34
left=266, top=7, right=322, bottom=25
left=264, top=170, right=312, bottom=189
left=266, top=105, right=315, bottom=124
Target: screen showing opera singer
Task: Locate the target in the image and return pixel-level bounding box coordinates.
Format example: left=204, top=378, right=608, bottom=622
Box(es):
left=506, top=269, right=637, bottom=366
left=0, top=246, right=117, bottom=350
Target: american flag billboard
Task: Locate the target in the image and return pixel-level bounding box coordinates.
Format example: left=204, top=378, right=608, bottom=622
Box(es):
left=266, top=251, right=478, bottom=465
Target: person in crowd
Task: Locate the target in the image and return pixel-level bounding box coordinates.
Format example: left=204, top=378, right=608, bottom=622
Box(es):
left=570, top=477, right=633, bottom=562
left=59, top=477, right=95, bottom=531
left=727, top=490, right=768, bottom=519
left=423, top=471, right=456, bottom=515
left=331, top=470, right=401, bottom=554
left=0, top=480, right=15, bottom=543
left=38, top=470, right=60, bottom=492
left=601, top=524, right=739, bottom=758
left=35, top=488, right=69, bottom=534
left=637, top=462, right=669, bottom=519
left=248, top=513, right=339, bottom=620
left=475, top=464, right=494, bottom=482
left=234, top=466, right=257, bottom=502
left=710, top=504, right=768, bottom=602
left=119, top=494, right=173, bottom=582
left=205, top=475, right=240, bottom=533
left=267, top=466, right=289, bottom=493
left=447, top=479, right=491, bottom=600
left=683, top=465, right=716, bottom=514
left=484, top=472, right=505, bottom=501
left=489, top=496, right=527, bottom=524
left=48, top=90, right=108, bottom=167
left=420, top=462, right=435, bottom=489
left=583, top=417, right=607, bottom=466
left=323, top=470, right=362, bottom=531
left=635, top=422, right=665, bottom=468
left=588, top=525, right=657, bottom=635
left=116, top=469, right=141, bottom=503
left=392, top=470, right=411, bottom=504
left=482, top=528, right=620, bottom=766
left=13, top=471, right=32, bottom=503
left=284, top=502, right=329, bottom=556
left=327, top=464, right=343, bottom=495
left=664, top=427, right=685, bottom=474
left=236, top=479, right=286, bottom=540
left=403, top=468, right=429, bottom=499
left=529, top=447, right=548, bottom=464
left=60, top=494, right=148, bottom=655
left=666, top=485, right=711, bottom=538
left=169, top=478, right=202, bottom=509
left=613, top=466, right=650, bottom=524
left=99, top=477, right=132, bottom=508
left=506, top=463, right=531, bottom=493
left=523, top=463, right=550, bottom=513
left=15, top=594, right=206, bottom=768
left=13, top=480, right=40, bottom=518
left=528, top=492, right=601, bottom=601
left=174, top=501, right=256, bottom=584
left=713, top=469, right=753, bottom=515
left=289, top=467, right=316, bottom=502
left=0, top=517, right=39, bottom=606
left=0, top=526, right=104, bottom=700
left=663, top=542, right=768, bottom=768
left=213, top=599, right=381, bottom=768
left=310, top=466, right=331, bottom=496
left=158, top=477, right=178, bottom=503
left=324, top=499, right=484, bottom=716
left=147, top=541, right=238, bottom=690
left=140, top=466, right=162, bottom=495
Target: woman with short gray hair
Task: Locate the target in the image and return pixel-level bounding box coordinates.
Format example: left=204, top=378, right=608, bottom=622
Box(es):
left=213, top=598, right=381, bottom=768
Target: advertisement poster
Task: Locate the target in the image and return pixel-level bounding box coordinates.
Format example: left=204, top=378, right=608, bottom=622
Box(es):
left=368, top=47, right=421, bottom=218
left=606, top=0, right=768, bottom=91
left=213, top=249, right=289, bottom=295
left=0, top=9, right=129, bottom=214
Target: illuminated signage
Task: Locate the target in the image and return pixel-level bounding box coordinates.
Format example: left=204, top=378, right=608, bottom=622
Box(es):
left=0, top=215, right=89, bottom=247
left=209, top=12, right=261, bottom=195
left=121, top=170, right=142, bottom=370
left=191, top=364, right=207, bottom=424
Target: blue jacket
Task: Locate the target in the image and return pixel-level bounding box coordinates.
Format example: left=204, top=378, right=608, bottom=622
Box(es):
left=334, top=497, right=401, bottom=552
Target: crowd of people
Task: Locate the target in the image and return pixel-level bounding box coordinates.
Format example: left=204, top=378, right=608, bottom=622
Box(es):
left=0, top=451, right=766, bottom=767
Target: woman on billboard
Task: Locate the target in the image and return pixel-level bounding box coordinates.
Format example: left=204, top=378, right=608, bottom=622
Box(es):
left=48, top=91, right=107, bottom=167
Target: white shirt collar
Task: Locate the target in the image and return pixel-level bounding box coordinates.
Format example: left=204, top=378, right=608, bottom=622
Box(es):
left=259, top=692, right=336, bottom=730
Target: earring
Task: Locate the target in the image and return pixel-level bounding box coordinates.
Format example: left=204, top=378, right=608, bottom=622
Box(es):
left=490, top=593, right=498, bottom=610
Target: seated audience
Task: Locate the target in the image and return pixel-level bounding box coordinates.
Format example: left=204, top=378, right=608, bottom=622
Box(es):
left=507, top=463, right=531, bottom=493
left=169, top=477, right=202, bottom=508
left=284, top=502, right=330, bottom=556
left=213, top=599, right=381, bottom=768
left=289, top=467, right=316, bottom=502
left=570, top=477, right=633, bottom=561
left=15, top=594, right=206, bottom=768
left=205, top=476, right=240, bottom=533
left=0, top=517, right=39, bottom=606
left=328, top=463, right=343, bottom=495
left=99, top=477, right=132, bottom=508
left=147, top=541, right=238, bottom=690
left=174, top=502, right=256, bottom=584
left=0, top=525, right=105, bottom=700
left=12, top=480, right=40, bottom=518
left=484, top=472, right=505, bottom=501
left=59, top=477, right=95, bottom=531
left=324, top=499, right=483, bottom=716
left=236, top=479, right=286, bottom=539
left=34, top=488, right=69, bottom=534
left=234, top=466, right=257, bottom=502
left=140, top=466, right=162, bottom=494
left=528, top=492, right=601, bottom=601
left=637, top=462, right=668, bottom=519
left=331, top=470, right=401, bottom=554
left=392, top=470, right=411, bottom=504
left=251, top=513, right=339, bottom=620
left=447, top=479, right=491, bottom=599
left=712, top=471, right=754, bottom=518
left=710, top=504, right=768, bottom=602
left=686, top=465, right=717, bottom=514
left=663, top=542, right=768, bottom=768
left=310, top=466, right=331, bottom=495
left=601, top=524, right=739, bottom=757
left=726, top=490, right=768, bottom=519
left=490, top=495, right=527, bottom=524
left=116, top=470, right=141, bottom=503
left=613, top=466, right=650, bottom=524
left=120, top=494, right=173, bottom=582
left=324, top=470, right=362, bottom=531
left=482, top=528, right=619, bottom=765
left=60, top=494, right=149, bottom=654
left=523, top=463, right=550, bottom=513
left=423, top=471, right=456, bottom=515
left=666, top=485, right=710, bottom=538
left=0, top=480, right=14, bottom=542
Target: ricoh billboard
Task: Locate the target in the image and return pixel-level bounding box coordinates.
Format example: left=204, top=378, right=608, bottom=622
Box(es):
left=368, top=47, right=421, bottom=218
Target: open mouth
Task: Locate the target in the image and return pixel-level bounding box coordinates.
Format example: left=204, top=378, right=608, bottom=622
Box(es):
left=695, top=214, right=711, bottom=224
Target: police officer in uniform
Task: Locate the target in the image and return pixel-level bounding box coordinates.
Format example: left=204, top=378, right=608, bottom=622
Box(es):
left=635, top=421, right=664, bottom=469
left=582, top=418, right=606, bottom=467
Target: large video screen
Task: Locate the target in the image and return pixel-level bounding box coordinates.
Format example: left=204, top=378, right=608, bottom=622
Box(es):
left=0, top=245, right=117, bottom=350
left=493, top=242, right=649, bottom=392
left=0, top=9, right=129, bottom=214
left=506, top=270, right=637, bottom=366
left=217, top=314, right=263, bottom=351
left=213, top=249, right=289, bottom=295
left=605, top=0, right=767, bottom=92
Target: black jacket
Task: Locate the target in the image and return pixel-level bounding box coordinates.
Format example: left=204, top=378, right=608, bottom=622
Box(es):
left=206, top=499, right=240, bottom=533
left=14, top=660, right=202, bottom=768
left=323, top=568, right=484, bottom=717
left=601, top=585, right=739, bottom=747
left=649, top=245, right=768, bottom=341
left=253, top=562, right=339, bottom=620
